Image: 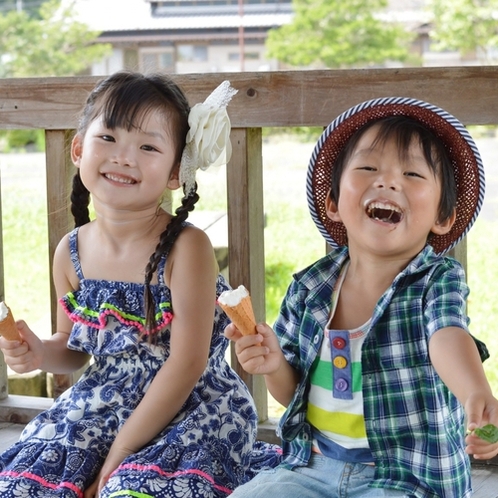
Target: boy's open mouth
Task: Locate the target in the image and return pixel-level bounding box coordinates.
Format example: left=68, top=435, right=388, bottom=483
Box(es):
left=366, top=202, right=402, bottom=224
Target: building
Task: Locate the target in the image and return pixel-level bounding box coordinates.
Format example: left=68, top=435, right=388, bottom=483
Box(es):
left=73, top=0, right=293, bottom=75
left=72, top=0, right=482, bottom=76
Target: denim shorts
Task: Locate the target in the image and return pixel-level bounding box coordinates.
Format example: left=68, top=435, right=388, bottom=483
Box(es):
left=231, top=454, right=408, bottom=498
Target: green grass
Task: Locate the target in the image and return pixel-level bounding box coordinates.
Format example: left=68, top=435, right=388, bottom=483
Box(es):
left=467, top=220, right=498, bottom=391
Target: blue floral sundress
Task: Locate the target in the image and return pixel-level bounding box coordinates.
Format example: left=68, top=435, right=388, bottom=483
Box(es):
left=0, top=227, right=281, bottom=497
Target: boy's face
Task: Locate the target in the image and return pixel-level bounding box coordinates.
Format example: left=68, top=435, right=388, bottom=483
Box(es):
left=325, top=123, right=455, bottom=258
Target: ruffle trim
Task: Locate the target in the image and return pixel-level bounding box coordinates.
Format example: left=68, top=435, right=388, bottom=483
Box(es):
left=110, top=463, right=232, bottom=495
left=60, top=293, right=173, bottom=335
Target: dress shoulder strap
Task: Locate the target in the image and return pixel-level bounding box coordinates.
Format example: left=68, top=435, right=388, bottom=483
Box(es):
left=155, top=220, right=190, bottom=286
left=68, top=227, right=85, bottom=280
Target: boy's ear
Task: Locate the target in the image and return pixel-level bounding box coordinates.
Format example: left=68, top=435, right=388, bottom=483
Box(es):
left=71, top=134, right=83, bottom=167
left=325, top=191, right=342, bottom=222
left=167, top=164, right=181, bottom=190
left=431, top=208, right=457, bottom=235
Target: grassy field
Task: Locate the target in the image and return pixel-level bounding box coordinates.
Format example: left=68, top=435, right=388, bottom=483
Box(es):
left=1, top=133, right=497, bottom=419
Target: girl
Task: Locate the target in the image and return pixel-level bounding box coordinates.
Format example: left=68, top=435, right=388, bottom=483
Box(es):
left=0, top=71, right=280, bottom=498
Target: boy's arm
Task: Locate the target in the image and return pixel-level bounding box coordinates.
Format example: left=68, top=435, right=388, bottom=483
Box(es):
left=264, top=348, right=300, bottom=407
left=226, top=322, right=300, bottom=407
left=429, top=326, right=498, bottom=459
left=429, top=326, right=492, bottom=404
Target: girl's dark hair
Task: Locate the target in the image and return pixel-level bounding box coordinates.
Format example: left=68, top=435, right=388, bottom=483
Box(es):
left=71, top=71, right=195, bottom=337
left=329, top=115, right=457, bottom=225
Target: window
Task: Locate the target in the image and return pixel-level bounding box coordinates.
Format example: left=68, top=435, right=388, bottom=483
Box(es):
left=228, top=52, right=260, bottom=61
left=140, top=50, right=175, bottom=73
left=177, top=45, right=208, bottom=62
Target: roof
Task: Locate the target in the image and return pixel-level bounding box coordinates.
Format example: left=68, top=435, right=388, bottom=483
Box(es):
left=71, top=0, right=429, bottom=38
left=72, top=0, right=292, bottom=32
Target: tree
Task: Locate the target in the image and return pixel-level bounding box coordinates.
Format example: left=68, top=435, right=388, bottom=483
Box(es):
left=0, top=0, right=44, bottom=18
left=0, top=0, right=111, bottom=77
left=265, top=0, right=415, bottom=69
left=429, top=0, right=498, bottom=63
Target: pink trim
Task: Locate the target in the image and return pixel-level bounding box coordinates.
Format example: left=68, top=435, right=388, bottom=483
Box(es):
left=59, top=300, right=173, bottom=335
left=114, top=463, right=232, bottom=495
left=0, top=470, right=83, bottom=497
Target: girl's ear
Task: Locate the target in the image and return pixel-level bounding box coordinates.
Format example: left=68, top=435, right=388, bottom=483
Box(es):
left=431, top=208, right=457, bottom=236
left=71, top=134, right=83, bottom=168
left=325, top=191, right=342, bottom=222
left=167, top=164, right=181, bottom=190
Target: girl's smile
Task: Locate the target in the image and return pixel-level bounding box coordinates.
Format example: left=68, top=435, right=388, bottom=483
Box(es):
left=72, top=111, right=179, bottom=215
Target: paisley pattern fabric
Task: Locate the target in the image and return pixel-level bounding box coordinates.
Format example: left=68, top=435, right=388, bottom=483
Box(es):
left=0, top=227, right=281, bottom=497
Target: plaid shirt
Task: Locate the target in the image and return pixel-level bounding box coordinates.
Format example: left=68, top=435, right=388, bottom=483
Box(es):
left=274, top=245, right=472, bottom=498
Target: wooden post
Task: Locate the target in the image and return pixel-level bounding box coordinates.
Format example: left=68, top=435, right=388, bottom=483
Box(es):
left=226, top=127, right=268, bottom=422
left=45, top=129, right=76, bottom=398
left=0, top=172, right=7, bottom=401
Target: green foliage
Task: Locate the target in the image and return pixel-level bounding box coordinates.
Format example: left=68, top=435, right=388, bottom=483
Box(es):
left=473, top=424, right=498, bottom=444
left=262, top=126, right=323, bottom=143
left=429, top=0, right=498, bottom=60
left=0, top=129, right=45, bottom=151
left=266, top=0, right=415, bottom=68
left=0, top=0, right=43, bottom=18
left=0, top=0, right=111, bottom=77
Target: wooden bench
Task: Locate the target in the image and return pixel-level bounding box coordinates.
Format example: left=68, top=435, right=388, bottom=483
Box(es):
left=0, top=67, right=497, bottom=494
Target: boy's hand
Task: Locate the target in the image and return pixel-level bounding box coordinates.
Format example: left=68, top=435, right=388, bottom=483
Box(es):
left=224, top=322, right=283, bottom=376
left=464, top=393, right=498, bottom=460
left=0, top=320, right=44, bottom=374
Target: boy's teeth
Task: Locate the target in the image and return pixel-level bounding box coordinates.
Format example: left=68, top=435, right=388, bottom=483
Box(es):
left=367, top=202, right=402, bottom=224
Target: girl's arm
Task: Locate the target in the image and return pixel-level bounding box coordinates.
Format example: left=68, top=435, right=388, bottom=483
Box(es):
left=0, top=234, right=89, bottom=374
left=108, top=226, right=217, bottom=454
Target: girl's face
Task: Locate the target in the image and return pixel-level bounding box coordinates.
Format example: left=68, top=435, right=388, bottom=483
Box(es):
left=71, top=109, right=179, bottom=215
left=326, top=123, right=455, bottom=259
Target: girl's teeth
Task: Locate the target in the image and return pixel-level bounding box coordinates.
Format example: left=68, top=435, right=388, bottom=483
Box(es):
left=106, top=174, right=135, bottom=184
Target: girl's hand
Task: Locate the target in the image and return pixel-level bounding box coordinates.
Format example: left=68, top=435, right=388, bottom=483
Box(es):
left=224, top=322, right=283, bottom=376
left=465, top=392, right=498, bottom=460
left=84, top=446, right=134, bottom=497
left=0, top=320, right=44, bottom=373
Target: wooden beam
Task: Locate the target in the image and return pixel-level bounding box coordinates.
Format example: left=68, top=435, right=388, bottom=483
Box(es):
left=0, top=67, right=496, bottom=129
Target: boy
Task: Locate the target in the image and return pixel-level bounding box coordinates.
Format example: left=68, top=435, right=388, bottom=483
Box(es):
left=226, top=97, right=498, bottom=497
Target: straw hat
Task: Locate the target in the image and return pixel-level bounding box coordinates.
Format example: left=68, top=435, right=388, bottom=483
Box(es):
left=306, top=96, right=485, bottom=255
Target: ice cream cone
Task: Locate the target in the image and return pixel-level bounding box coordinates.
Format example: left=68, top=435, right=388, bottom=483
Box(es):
left=0, top=302, right=20, bottom=341
left=218, top=286, right=257, bottom=336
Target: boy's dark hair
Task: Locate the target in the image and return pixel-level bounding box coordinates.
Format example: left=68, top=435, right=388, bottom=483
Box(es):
left=70, top=71, right=196, bottom=337
left=329, top=115, right=457, bottom=226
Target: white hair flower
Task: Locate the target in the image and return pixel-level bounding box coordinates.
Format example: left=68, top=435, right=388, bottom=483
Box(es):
left=180, top=80, right=238, bottom=195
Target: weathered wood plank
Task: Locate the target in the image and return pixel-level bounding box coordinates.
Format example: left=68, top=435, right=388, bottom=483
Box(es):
left=45, top=130, right=78, bottom=397
left=0, top=422, right=24, bottom=452
left=0, top=172, right=7, bottom=400
left=0, top=67, right=497, bottom=130
left=471, top=463, right=498, bottom=498
left=0, top=394, right=53, bottom=424
left=227, top=127, right=268, bottom=421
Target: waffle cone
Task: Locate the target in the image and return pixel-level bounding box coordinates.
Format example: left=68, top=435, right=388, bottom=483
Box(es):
left=219, top=295, right=257, bottom=336
left=0, top=305, right=20, bottom=341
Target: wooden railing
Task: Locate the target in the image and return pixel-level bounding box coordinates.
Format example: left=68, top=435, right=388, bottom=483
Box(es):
left=0, top=67, right=497, bottom=442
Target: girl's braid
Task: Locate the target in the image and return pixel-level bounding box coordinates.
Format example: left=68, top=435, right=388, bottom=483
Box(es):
left=71, top=171, right=91, bottom=228
left=143, top=184, right=200, bottom=338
